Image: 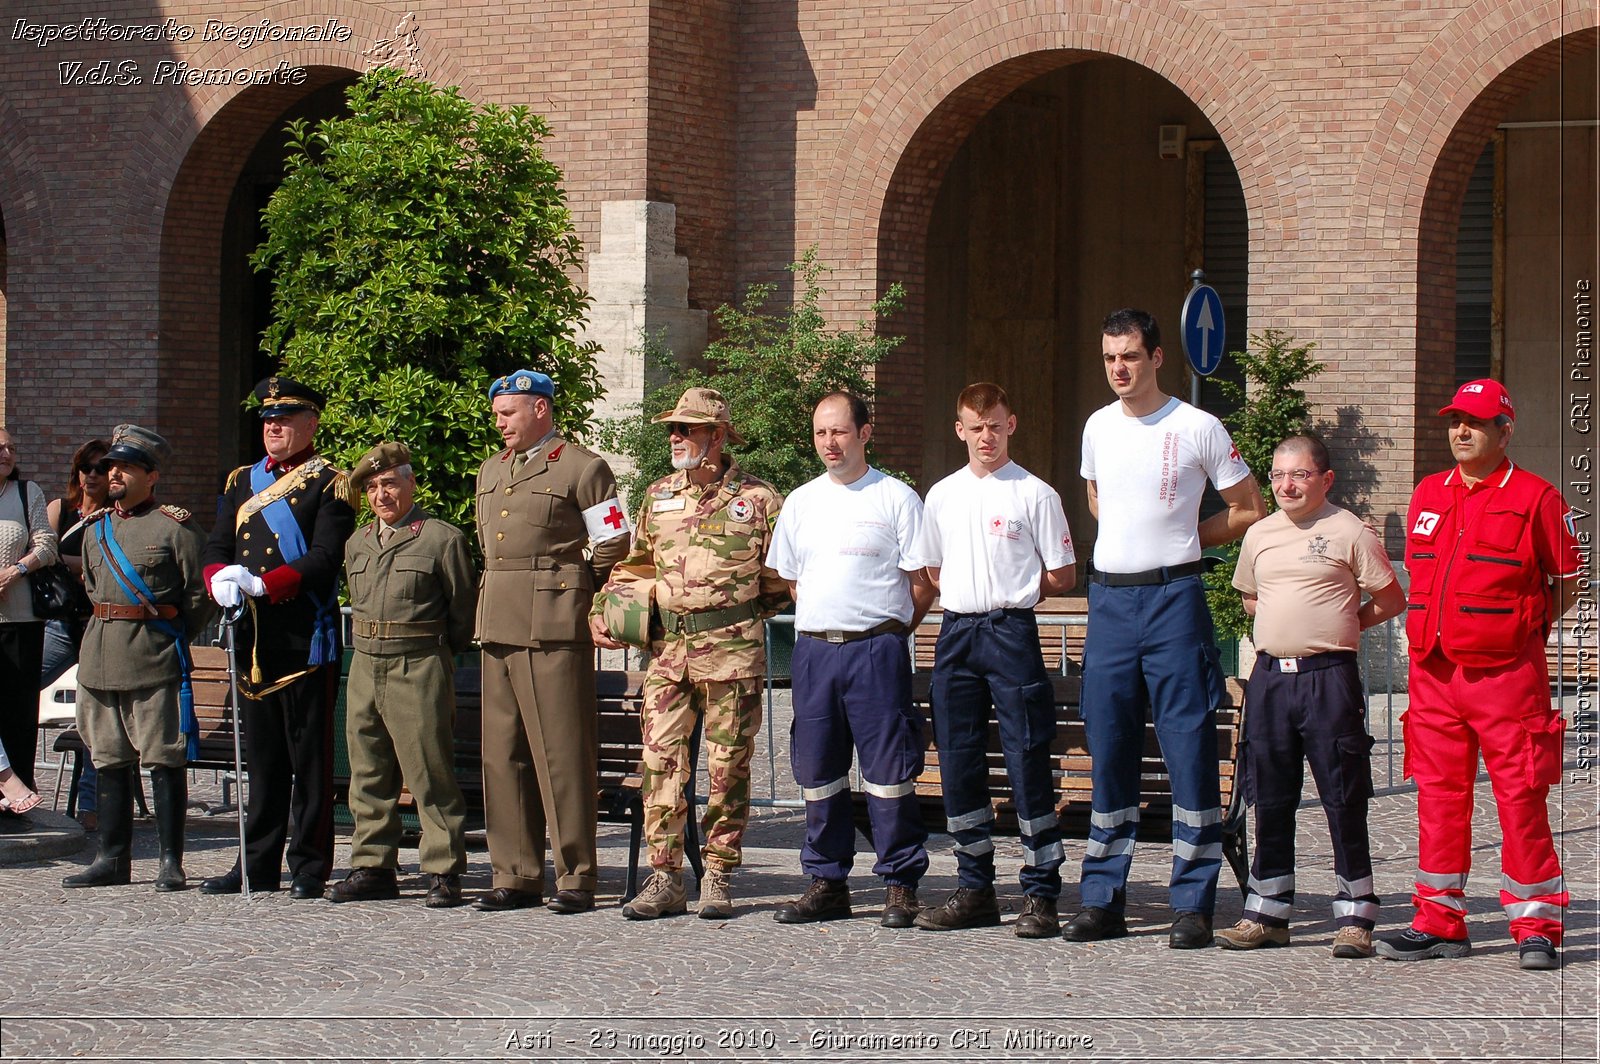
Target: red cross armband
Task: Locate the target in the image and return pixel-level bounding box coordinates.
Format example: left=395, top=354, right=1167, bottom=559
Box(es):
left=583, top=497, right=632, bottom=542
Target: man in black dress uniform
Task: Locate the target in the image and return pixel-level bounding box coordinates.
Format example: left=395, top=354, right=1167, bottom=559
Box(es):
left=199, top=377, right=357, bottom=898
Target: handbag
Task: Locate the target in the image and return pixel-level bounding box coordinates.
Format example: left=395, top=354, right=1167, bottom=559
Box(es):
left=17, top=481, right=91, bottom=621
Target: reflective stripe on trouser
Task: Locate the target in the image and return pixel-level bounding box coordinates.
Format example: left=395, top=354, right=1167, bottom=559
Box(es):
left=1405, top=640, right=1567, bottom=944
left=1079, top=579, right=1223, bottom=915
left=1241, top=658, right=1378, bottom=928
left=790, top=632, right=928, bottom=885
left=931, top=610, right=1063, bottom=898
left=640, top=671, right=762, bottom=872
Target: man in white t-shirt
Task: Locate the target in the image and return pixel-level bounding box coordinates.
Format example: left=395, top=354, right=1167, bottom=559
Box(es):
left=912, top=382, right=1077, bottom=938
left=768, top=392, right=937, bottom=929
left=1069, top=308, right=1265, bottom=950
left=1221, top=433, right=1405, bottom=958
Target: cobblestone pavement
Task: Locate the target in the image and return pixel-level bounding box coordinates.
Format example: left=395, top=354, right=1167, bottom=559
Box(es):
left=2, top=694, right=1595, bottom=1064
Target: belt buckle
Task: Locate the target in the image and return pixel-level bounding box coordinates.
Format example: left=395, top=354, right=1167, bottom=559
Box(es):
left=1278, top=656, right=1300, bottom=673
left=825, top=630, right=846, bottom=644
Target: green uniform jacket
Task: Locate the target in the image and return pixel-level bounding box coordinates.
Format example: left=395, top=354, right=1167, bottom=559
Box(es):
left=79, top=500, right=215, bottom=691
left=474, top=434, right=630, bottom=646
left=346, top=506, right=478, bottom=656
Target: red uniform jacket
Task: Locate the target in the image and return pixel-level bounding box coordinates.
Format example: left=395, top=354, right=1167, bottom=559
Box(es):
left=1405, top=460, right=1581, bottom=668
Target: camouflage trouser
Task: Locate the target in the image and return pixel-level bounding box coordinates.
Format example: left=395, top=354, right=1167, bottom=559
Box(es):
left=640, top=672, right=763, bottom=872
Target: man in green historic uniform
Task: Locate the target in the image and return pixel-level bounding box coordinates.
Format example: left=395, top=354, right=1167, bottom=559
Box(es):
left=327, top=442, right=478, bottom=908
left=590, top=387, right=789, bottom=920
left=64, top=425, right=213, bottom=891
left=474, top=369, right=632, bottom=914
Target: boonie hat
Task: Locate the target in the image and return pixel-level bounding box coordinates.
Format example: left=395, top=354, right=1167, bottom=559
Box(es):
left=651, top=387, right=745, bottom=445
left=1439, top=379, right=1515, bottom=422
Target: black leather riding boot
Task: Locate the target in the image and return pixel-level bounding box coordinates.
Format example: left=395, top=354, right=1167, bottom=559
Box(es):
left=63, top=764, right=133, bottom=888
left=150, top=766, right=189, bottom=892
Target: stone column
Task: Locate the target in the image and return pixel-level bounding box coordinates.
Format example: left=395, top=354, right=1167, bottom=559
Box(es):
left=581, top=201, right=708, bottom=426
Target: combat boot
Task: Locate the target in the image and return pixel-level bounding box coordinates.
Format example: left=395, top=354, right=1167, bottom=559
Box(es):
left=149, top=766, right=189, bottom=892
left=621, top=870, right=687, bottom=920
left=697, top=863, right=734, bottom=920
left=913, top=885, right=1000, bottom=931
left=63, top=764, right=134, bottom=888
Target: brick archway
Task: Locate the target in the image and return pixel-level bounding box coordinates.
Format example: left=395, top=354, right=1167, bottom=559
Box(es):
left=816, top=0, right=1301, bottom=475
left=148, top=3, right=471, bottom=505
left=1351, top=3, right=1598, bottom=475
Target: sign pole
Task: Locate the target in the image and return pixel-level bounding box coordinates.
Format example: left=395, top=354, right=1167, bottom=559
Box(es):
left=1189, top=270, right=1204, bottom=408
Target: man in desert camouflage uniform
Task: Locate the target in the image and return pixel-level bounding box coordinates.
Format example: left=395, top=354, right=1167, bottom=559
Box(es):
left=590, top=387, right=789, bottom=920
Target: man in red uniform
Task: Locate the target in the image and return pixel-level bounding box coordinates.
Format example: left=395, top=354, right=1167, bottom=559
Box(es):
left=1378, top=380, right=1583, bottom=970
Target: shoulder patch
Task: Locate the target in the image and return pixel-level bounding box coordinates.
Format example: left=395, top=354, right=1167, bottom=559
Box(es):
left=159, top=504, right=191, bottom=523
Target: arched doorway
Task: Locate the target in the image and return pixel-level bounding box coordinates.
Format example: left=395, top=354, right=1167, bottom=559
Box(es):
left=1440, top=39, right=1597, bottom=487
left=157, top=67, right=359, bottom=506
left=880, top=53, right=1248, bottom=544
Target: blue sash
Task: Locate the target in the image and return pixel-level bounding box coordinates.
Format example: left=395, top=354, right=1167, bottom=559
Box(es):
left=95, top=519, right=199, bottom=761
left=248, top=460, right=340, bottom=666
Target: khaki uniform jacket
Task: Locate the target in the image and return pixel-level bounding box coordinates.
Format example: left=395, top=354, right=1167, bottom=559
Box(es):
left=79, top=500, right=215, bottom=691
left=595, top=460, right=788, bottom=683
left=346, top=506, right=477, bottom=657
left=475, top=435, right=630, bottom=646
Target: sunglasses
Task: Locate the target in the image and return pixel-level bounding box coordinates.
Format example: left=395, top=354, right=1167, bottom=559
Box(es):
left=78, top=462, right=106, bottom=475
left=665, top=422, right=709, bottom=437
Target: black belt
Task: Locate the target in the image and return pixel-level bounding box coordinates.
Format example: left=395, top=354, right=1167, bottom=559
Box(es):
left=1088, top=560, right=1208, bottom=587
left=1254, top=649, right=1357, bottom=674
left=797, top=619, right=906, bottom=644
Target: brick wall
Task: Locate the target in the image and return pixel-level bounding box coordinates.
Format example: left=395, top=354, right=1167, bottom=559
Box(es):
left=0, top=0, right=1595, bottom=529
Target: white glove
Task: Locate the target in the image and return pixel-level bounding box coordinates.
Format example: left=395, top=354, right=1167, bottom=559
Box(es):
left=209, top=571, right=242, bottom=608
left=237, top=570, right=267, bottom=598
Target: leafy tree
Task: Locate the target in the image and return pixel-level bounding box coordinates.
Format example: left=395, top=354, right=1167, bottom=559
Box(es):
left=1204, top=329, right=1326, bottom=638
left=598, top=249, right=907, bottom=502
left=251, top=68, right=600, bottom=529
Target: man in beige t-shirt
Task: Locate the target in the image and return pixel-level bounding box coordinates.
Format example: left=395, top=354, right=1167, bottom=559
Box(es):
left=1222, top=434, right=1406, bottom=957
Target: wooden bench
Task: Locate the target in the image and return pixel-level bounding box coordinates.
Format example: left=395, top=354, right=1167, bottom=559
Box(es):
left=854, top=672, right=1250, bottom=893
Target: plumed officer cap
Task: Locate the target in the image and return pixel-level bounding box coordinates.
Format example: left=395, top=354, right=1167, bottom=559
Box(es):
left=488, top=370, right=555, bottom=401
left=351, top=441, right=413, bottom=492
left=103, top=424, right=171, bottom=472
left=254, top=376, right=325, bottom=418
left=651, top=386, right=746, bottom=446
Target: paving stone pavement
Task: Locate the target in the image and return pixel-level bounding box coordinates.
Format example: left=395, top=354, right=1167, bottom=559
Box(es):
left=2, top=714, right=1595, bottom=1063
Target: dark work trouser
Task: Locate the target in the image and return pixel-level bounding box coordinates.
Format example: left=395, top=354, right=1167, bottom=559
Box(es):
left=790, top=629, right=928, bottom=886
left=931, top=609, right=1063, bottom=899
left=1242, top=652, right=1378, bottom=929
left=1079, top=577, right=1224, bottom=916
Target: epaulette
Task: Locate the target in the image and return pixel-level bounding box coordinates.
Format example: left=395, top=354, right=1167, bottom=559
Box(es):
left=159, top=504, right=192, bottom=523
left=225, top=465, right=249, bottom=492
left=329, top=468, right=359, bottom=509
left=81, top=505, right=111, bottom=525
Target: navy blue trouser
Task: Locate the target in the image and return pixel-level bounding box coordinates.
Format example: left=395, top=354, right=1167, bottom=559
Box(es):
left=791, top=630, right=928, bottom=885
left=1079, top=577, right=1224, bottom=916
left=1242, top=652, right=1379, bottom=929
left=930, top=609, right=1063, bottom=898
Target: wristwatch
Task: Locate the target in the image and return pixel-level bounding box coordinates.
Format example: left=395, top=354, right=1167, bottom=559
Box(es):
left=13, top=562, right=27, bottom=576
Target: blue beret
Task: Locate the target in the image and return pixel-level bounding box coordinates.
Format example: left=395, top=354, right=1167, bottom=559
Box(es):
left=488, top=370, right=554, bottom=401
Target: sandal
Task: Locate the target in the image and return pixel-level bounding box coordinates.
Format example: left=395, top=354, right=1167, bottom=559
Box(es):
left=0, top=772, right=41, bottom=815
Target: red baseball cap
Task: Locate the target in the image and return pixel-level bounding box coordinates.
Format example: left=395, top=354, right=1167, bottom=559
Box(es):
left=1440, top=379, right=1515, bottom=422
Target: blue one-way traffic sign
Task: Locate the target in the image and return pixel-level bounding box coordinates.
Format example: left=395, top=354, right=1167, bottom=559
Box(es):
left=1180, top=282, right=1226, bottom=377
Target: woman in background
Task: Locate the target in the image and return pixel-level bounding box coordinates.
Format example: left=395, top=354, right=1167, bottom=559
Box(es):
left=43, top=438, right=111, bottom=826
left=0, top=427, right=61, bottom=792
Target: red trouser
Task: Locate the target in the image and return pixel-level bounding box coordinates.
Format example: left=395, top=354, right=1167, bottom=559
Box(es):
left=1405, top=638, right=1568, bottom=944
